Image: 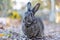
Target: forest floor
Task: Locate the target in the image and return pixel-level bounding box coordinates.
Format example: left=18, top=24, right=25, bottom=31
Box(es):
left=43, top=20, right=60, bottom=40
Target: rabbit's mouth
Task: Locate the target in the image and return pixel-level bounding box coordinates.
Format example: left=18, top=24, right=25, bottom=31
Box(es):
left=25, top=21, right=32, bottom=25
left=28, top=22, right=31, bottom=24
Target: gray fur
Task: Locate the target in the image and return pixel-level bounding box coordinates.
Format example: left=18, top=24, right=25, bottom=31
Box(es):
left=22, top=2, right=44, bottom=40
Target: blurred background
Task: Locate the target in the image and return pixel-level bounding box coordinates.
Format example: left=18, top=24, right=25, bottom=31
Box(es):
left=0, top=0, right=60, bottom=40
left=0, top=0, right=60, bottom=23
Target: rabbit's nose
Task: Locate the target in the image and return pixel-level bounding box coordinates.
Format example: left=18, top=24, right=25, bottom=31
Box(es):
left=29, top=18, right=32, bottom=22
left=28, top=20, right=31, bottom=22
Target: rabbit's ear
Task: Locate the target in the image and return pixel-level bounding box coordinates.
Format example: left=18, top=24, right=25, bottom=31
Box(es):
left=32, top=3, right=40, bottom=14
left=27, top=2, right=31, bottom=10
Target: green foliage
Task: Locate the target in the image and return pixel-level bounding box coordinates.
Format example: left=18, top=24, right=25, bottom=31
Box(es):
left=31, top=0, right=51, bottom=10
left=0, top=5, right=2, bottom=11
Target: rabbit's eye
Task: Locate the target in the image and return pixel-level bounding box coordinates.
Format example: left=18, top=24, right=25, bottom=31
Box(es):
left=31, top=14, right=33, bottom=17
left=25, top=17, right=27, bottom=19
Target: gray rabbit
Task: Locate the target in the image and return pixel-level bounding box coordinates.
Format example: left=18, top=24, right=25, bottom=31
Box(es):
left=22, top=2, right=44, bottom=40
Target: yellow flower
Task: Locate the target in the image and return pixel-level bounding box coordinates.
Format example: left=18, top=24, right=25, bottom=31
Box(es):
left=0, top=34, right=5, bottom=37
left=8, top=11, right=22, bottom=20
